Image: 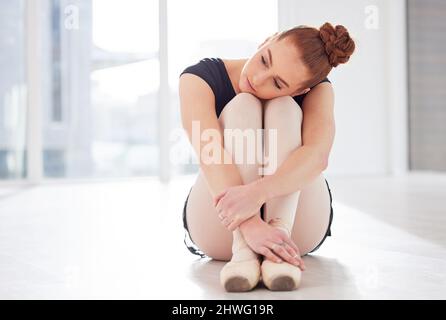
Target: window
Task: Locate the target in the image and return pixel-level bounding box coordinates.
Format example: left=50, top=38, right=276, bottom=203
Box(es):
left=43, top=0, right=160, bottom=178
left=0, top=1, right=27, bottom=179
left=0, top=0, right=279, bottom=181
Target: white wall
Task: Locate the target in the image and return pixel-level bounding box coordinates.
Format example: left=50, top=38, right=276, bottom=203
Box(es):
left=278, top=0, right=408, bottom=177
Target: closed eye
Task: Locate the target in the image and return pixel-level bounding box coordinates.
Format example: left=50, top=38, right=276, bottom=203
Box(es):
left=261, top=55, right=282, bottom=90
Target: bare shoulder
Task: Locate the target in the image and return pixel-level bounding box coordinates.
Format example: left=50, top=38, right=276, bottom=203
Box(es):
left=300, top=81, right=335, bottom=158
left=178, top=73, right=216, bottom=115
left=179, top=73, right=215, bottom=103
left=301, top=81, right=334, bottom=115
left=178, top=73, right=219, bottom=133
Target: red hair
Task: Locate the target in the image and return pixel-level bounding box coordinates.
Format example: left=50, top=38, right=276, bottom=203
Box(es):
left=277, top=22, right=356, bottom=90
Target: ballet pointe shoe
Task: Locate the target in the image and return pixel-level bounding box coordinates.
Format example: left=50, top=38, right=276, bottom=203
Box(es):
left=220, top=228, right=261, bottom=292
left=261, top=218, right=302, bottom=291
left=261, top=258, right=302, bottom=291
left=220, top=248, right=262, bottom=292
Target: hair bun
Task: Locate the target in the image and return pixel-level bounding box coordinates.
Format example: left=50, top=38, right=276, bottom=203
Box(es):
left=319, top=22, right=355, bottom=67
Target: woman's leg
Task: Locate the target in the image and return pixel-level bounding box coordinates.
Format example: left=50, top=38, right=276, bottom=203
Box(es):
left=260, top=95, right=331, bottom=291
left=290, top=173, right=331, bottom=256
left=262, top=96, right=331, bottom=257
left=262, top=96, right=302, bottom=242
left=186, top=92, right=263, bottom=262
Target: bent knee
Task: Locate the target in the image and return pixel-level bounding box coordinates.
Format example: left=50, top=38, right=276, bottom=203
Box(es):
left=264, top=96, right=302, bottom=119
left=264, top=96, right=302, bottom=137
left=225, top=93, right=262, bottom=114
left=265, top=95, right=297, bottom=107
left=219, top=93, right=262, bottom=128
left=234, top=92, right=263, bottom=106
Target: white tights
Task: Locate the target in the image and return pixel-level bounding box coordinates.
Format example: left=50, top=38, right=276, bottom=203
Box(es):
left=185, top=93, right=332, bottom=261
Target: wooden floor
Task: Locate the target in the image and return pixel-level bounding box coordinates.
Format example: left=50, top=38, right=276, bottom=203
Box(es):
left=0, top=173, right=445, bottom=299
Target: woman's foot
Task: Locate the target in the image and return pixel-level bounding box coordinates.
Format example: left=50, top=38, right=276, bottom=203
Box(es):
left=220, top=252, right=262, bottom=292
left=260, top=256, right=302, bottom=291
left=220, top=228, right=262, bottom=292
left=259, top=217, right=303, bottom=290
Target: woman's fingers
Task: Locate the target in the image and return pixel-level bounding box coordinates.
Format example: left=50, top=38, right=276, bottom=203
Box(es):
left=259, top=247, right=283, bottom=264
left=221, top=217, right=231, bottom=228
left=227, top=218, right=240, bottom=232
left=282, top=243, right=305, bottom=271
left=281, top=236, right=305, bottom=269
left=273, top=227, right=302, bottom=258
left=280, top=242, right=300, bottom=263
left=221, top=216, right=238, bottom=232
left=284, top=237, right=305, bottom=269
left=282, top=236, right=300, bottom=254
left=266, top=241, right=300, bottom=268
left=213, top=190, right=227, bottom=207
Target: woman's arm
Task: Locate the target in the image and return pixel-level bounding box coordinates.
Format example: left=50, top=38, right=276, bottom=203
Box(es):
left=252, top=82, right=335, bottom=201
left=179, top=73, right=245, bottom=199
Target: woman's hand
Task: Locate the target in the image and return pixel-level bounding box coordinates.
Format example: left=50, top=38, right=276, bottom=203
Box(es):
left=213, top=182, right=266, bottom=232
left=239, top=215, right=306, bottom=271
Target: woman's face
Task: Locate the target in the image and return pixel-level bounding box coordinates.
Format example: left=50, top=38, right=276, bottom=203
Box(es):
left=239, top=35, right=311, bottom=100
